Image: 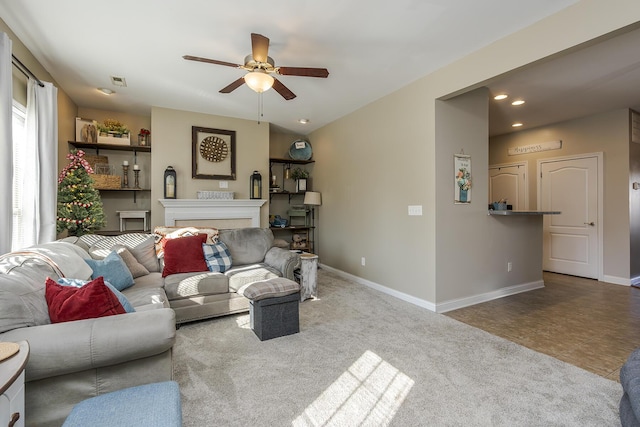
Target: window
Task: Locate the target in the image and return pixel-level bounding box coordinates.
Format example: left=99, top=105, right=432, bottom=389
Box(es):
left=11, top=101, right=26, bottom=251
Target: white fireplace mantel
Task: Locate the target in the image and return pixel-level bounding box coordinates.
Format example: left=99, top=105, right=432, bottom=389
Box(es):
left=159, top=199, right=266, bottom=227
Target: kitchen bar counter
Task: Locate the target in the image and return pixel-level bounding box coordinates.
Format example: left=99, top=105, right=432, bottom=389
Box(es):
left=488, top=210, right=561, bottom=216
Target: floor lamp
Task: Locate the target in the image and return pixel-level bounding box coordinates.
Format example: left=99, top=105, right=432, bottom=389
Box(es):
left=304, top=191, right=322, bottom=255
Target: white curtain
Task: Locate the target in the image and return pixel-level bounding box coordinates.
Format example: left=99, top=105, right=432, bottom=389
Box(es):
left=0, top=33, right=13, bottom=255
left=22, top=79, right=58, bottom=245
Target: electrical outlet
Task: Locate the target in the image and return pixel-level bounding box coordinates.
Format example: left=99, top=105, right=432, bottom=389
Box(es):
left=507, top=262, right=512, bottom=272
left=361, top=257, right=366, bottom=266
left=219, top=181, right=228, bottom=188
left=408, top=205, right=423, bottom=216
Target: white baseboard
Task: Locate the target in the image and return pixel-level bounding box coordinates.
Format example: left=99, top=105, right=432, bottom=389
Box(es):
left=319, top=264, right=437, bottom=312
left=319, top=264, right=544, bottom=314
left=604, top=275, right=631, bottom=286
left=435, top=280, right=544, bottom=313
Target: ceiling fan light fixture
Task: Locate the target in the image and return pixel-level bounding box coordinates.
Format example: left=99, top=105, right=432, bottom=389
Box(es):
left=244, top=70, right=274, bottom=93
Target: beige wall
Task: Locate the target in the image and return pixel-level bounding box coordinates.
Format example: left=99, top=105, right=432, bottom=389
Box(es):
left=310, top=0, right=640, bottom=308
left=435, top=88, right=545, bottom=302
left=150, top=107, right=270, bottom=229
left=1, top=17, right=78, bottom=175
left=490, top=109, right=630, bottom=282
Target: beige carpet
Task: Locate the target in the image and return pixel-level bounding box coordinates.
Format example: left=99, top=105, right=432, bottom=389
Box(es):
left=173, top=270, right=622, bottom=426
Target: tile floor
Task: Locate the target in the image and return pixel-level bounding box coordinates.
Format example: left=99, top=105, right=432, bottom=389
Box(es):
left=445, top=272, right=640, bottom=382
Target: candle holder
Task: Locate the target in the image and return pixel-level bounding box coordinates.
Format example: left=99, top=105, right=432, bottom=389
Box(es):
left=134, top=169, right=141, bottom=189
left=122, top=165, right=129, bottom=188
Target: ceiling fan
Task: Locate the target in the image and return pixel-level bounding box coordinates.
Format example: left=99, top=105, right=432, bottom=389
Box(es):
left=183, top=33, right=329, bottom=101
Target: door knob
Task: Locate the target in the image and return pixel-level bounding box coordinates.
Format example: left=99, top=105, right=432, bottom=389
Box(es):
left=584, top=222, right=595, bottom=226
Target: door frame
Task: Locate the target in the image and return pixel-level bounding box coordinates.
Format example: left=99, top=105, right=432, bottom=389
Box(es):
left=536, top=152, right=604, bottom=281
left=489, top=161, right=529, bottom=210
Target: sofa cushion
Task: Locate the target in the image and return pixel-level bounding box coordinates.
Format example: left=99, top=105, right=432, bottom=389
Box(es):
left=85, top=251, right=135, bottom=291
left=163, top=272, right=228, bottom=300
left=0, top=262, right=53, bottom=333
left=225, top=264, right=281, bottom=292
left=57, top=278, right=135, bottom=313
left=162, top=234, right=208, bottom=277
left=202, top=242, right=232, bottom=273
left=11, top=241, right=93, bottom=280
left=111, top=245, right=149, bottom=278
left=45, top=277, right=126, bottom=323
left=218, top=228, right=274, bottom=266
left=86, top=234, right=160, bottom=273
left=153, top=226, right=219, bottom=259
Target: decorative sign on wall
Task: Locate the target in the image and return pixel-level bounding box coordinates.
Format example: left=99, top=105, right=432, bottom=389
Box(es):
left=192, top=127, right=236, bottom=180
left=508, top=140, right=562, bottom=156
left=454, top=154, right=472, bottom=204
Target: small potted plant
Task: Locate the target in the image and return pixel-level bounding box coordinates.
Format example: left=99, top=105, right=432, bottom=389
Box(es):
left=138, top=128, right=150, bottom=146
left=96, top=119, right=129, bottom=137
left=290, top=167, right=310, bottom=192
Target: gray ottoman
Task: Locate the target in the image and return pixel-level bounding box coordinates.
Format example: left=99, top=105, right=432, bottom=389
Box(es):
left=241, top=278, right=300, bottom=341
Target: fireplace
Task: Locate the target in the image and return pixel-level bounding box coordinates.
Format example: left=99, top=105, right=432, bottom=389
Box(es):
left=158, top=199, right=266, bottom=229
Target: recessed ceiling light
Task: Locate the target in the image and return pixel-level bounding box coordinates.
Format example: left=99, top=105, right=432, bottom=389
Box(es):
left=98, top=88, right=114, bottom=95
left=511, top=100, right=525, bottom=106
left=512, top=122, right=523, bottom=127
left=298, top=118, right=310, bottom=124
left=494, top=94, right=508, bottom=100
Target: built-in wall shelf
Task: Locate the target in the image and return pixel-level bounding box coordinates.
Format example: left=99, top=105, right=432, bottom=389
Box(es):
left=69, top=141, right=151, bottom=154
left=269, top=158, right=315, bottom=165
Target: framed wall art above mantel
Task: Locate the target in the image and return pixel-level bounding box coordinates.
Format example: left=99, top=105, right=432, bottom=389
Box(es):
left=192, top=126, right=236, bottom=180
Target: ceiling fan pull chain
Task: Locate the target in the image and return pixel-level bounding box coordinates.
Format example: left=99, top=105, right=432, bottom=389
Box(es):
left=256, top=92, right=266, bottom=124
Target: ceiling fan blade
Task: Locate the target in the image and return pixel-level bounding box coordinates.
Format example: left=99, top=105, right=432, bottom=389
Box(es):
left=183, top=55, right=241, bottom=68
left=219, top=77, right=246, bottom=93
left=277, top=66, right=329, bottom=78
left=251, top=33, right=270, bottom=63
left=272, top=78, right=296, bottom=100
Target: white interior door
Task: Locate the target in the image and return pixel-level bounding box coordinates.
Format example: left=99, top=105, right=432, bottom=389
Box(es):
left=489, top=163, right=528, bottom=210
left=540, top=155, right=599, bottom=279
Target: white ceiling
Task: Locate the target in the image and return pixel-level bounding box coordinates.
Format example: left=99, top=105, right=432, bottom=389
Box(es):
left=487, top=24, right=640, bottom=136
left=6, top=0, right=632, bottom=137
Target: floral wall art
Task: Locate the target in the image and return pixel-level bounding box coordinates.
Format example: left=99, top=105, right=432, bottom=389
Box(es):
left=454, top=154, right=472, bottom=204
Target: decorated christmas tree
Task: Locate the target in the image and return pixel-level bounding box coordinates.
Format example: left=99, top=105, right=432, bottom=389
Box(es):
left=57, top=150, right=106, bottom=236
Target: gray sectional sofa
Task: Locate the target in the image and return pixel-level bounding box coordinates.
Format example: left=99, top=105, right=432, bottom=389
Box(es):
left=0, top=227, right=300, bottom=427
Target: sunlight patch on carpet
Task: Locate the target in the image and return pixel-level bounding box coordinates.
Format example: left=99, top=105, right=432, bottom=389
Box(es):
left=235, top=314, right=250, bottom=329
left=292, top=350, right=414, bottom=427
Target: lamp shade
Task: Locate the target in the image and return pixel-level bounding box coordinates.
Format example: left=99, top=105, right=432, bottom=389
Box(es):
left=244, top=70, right=274, bottom=93
left=304, top=191, right=322, bottom=206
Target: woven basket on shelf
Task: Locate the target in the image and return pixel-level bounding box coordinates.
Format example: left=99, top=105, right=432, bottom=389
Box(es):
left=91, top=174, right=121, bottom=190
left=83, top=155, right=108, bottom=171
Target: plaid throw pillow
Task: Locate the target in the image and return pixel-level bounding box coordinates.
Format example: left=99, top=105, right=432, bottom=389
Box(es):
left=202, top=242, right=232, bottom=273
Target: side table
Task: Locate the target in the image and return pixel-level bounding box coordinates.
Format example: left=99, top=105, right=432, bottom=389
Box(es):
left=298, top=253, right=318, bottom=301
left=0, top=341, right=29, bottom=427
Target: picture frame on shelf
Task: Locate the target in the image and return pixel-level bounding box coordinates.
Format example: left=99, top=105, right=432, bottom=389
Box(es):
left=75, top=117, right=98, bottom=143
left=296, top=178, right=307, bottom=192
left=192, top=126, right=236, bottom=180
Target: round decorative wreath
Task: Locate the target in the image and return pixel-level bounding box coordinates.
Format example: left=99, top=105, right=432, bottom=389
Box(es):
left=199, top=136, right=228, bottom=162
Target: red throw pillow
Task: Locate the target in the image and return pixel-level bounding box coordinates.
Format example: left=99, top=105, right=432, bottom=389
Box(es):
left=162, top=233, right=208, bottom=277
left=45, top=277, right=126, bottom=323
